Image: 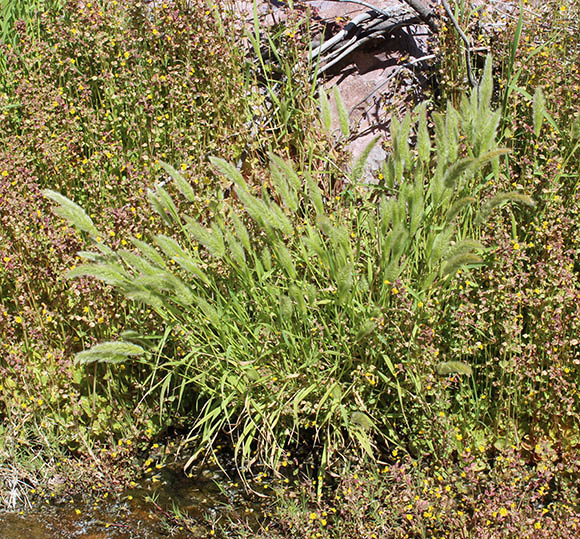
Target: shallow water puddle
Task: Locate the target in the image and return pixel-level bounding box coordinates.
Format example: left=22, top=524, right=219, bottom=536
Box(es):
left=0, top=462, right=254, bottom=538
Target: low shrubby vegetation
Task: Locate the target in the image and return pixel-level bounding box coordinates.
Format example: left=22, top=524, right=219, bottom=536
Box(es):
left=229, top=446, right=580, bottom=537
left=1, top=0, right=579, bottom=536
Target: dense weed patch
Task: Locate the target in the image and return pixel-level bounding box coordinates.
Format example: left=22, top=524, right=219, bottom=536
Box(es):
left=220, top=1, right=580, bottom=535
left=47, top=56, right=539, bottom=474
left=1, top=0, right=579, bottom=535
left=0, top=0, right=324, bottom=488
left=229, top=444, right=580, bottom=537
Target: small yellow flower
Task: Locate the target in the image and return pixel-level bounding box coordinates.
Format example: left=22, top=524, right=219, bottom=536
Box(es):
left=499, top=507, right=508, bottom=517
left=309, top=512, right=317, bottom=520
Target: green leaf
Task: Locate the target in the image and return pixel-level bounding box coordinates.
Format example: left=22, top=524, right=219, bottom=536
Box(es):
left=437, top=361, right=473, bottom=376
left=333, top=85, right=350, bottom=138
left=442, top=157, right=477, bottom=189
left=350, top=411, right=373, bottom=431
left=351, top=136, right=379, bottom=182
left=269, top=153, right=301, bottom=191
left=532, top=87, right=546, bottom=137
left=476, top=191, right=535, bottom=225
left=185, top=218, right=226, bottom=258
left=319, top=88, right=332, bottom=132
left=442, top=253, right=482, bottom=277
left=43, top=189, right=100, bottom=237
left=415, top=102, right=431, bottom=163
left=76, top=341, right=145, bottom=365
left=306, top=172, right=324, bottom=216
left=159, top=160, right=196, bottom=202
left=445, top=196, right=476, bottom=223
left=209, top=156, right=247, bottom=190
left=66, top=263, right=129, bottom=286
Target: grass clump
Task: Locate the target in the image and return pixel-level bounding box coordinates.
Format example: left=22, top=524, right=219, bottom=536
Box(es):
left=46, top=56, right=535, bottom=475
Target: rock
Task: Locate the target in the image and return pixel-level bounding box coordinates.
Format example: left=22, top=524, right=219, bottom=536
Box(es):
left=233, top=0, right=437, bottom=181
